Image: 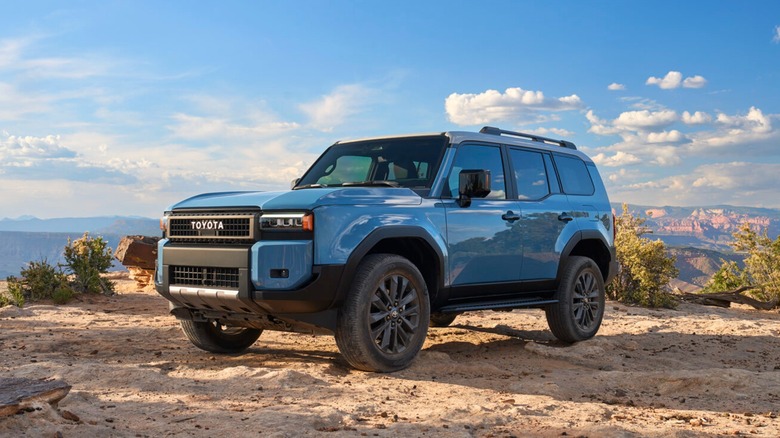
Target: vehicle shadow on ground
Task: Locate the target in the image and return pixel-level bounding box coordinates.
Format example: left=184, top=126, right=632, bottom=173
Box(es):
left=401, top=322, right=780, bottom=415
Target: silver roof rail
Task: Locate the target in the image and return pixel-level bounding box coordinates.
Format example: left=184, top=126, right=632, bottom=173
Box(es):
left=479, top=126, right=577, bottom=150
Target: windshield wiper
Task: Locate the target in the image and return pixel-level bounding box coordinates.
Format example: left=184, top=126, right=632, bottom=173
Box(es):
left=294, top=183, right=326, bottom=190
left=341, top=180, right=401, bottom=187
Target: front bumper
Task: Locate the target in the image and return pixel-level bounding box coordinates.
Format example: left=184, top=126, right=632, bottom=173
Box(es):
left=155, top=243, right=345, bottom=315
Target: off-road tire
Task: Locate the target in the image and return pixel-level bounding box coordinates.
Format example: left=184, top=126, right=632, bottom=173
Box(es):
left=335, top=254, right=430, bottom=372
left=180, top=319, right=262, bottom=354
left=429, top=312, right=458, bottom=327
left=545, top=256, right=605, bottom=343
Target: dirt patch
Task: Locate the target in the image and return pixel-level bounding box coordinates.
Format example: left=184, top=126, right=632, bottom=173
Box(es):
left=1, top=278, right=779, bottom=437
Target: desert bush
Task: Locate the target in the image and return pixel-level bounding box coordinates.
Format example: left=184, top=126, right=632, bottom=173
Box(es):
left=704, top=223, right=780, bottom=303
left=3, top=276, right=27, bottom=307
left=607, top=204, right=679, bottom=308
left=4, top=260, right=72, bottom=306
left=63, top=232, right=115, bottom=295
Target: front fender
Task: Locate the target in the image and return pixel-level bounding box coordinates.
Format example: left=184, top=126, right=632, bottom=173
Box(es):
left=313, top=204, right=447, bottom=266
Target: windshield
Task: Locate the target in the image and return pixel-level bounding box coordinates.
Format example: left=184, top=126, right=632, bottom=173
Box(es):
left=295, top=135, right=448, bottom=192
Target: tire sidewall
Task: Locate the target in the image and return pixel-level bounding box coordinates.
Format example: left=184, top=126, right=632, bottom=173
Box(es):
left=548, top=256, right=605, bottom=342
left=180, top=319, right=262, bottom=354
left=336, top=254, right=430, bottom=372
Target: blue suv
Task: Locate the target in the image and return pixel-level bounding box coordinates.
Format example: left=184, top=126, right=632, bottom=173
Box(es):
left=155, top=127, right=618, bottom=372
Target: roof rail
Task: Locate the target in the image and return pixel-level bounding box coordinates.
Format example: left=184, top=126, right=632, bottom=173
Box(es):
left=479, top=126, right=577, bottom=150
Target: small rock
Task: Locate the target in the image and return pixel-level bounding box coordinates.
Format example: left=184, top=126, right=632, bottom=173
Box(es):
left=60, top=410, right=80, bottom=422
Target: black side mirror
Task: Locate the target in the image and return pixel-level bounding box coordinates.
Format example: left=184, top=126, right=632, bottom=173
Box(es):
left=457, top=169, right=491, bottom=207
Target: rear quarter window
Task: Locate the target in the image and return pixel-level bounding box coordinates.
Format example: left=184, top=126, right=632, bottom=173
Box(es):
left=553, top=154, right=594, bottom=196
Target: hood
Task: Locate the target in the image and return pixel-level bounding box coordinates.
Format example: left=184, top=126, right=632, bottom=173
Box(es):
left=168, top=187, right=423, bottom=212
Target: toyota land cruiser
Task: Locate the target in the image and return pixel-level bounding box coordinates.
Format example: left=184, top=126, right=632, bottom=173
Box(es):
left=155, top=126, right=618, bottom=372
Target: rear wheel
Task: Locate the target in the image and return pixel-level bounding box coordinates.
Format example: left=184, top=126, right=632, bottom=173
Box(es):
left=545, top=256, right=605, bottom=343
left=180, top=319, right=262, bottom=354
left=335, top=254, right=430, bottom=372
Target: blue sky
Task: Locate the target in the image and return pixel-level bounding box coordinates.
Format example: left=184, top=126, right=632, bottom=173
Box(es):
left=2, top=1, right=780, bottom=218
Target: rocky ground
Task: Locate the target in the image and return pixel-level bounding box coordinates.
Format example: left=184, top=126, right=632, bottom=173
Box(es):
left=1, top=274, right=779, bottom=437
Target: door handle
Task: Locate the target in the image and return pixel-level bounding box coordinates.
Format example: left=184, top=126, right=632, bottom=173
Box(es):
left=502, top=211, right=520, bottom=222
left=558, top=213, right=574, bottom=222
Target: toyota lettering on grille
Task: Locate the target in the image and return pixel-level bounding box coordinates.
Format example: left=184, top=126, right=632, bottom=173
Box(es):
left=191, top=220, right=225, bottom=230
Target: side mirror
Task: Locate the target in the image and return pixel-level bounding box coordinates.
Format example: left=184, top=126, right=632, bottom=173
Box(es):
left=291, top=178, right=300, bottom=189
left=457, top=169, right=491, bottom=207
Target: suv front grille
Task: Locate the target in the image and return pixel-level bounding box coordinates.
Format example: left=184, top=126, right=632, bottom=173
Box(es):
left=171, top=266, right=240, bottom=289
left=167, top=212, right=256, bottom=243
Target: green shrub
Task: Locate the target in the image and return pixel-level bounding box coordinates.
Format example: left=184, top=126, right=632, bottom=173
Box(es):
left=606, top=204, right=679, bottom=308
left=704, top=223, right=780, bottom=304
left=63, top=232, right=115, bottom=295
left=1, top=277, right=25, bottom=307
left=4, top=260, right=72, bottom=306
left=7, top=276, right=26, bottom=306
left=52, top=287, right=75, bottom=305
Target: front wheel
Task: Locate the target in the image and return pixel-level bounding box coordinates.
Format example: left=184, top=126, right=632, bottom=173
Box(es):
left=180, top=319, right=262, bottom=354
left=335, top=254, right=430, bottom=372
left=545, top=256, right=605, bottom=343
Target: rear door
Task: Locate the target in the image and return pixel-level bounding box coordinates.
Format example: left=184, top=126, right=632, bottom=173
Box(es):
left=553, top=153, right=600, bottom=233
left=508, top=148, right=576, bottom=281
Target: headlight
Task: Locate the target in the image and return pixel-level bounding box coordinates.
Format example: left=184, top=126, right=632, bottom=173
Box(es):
left=260, top=212, right=314, bottom=232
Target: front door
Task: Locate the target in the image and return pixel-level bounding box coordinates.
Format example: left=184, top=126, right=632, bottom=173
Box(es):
left=444, top=144, right=523, bottom=292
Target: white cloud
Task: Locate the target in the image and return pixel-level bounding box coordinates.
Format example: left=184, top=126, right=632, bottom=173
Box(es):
left=444, top=87, right=584, bottom=126
left=607, top=83, right=626, bottom=91
left=585, top=110, right=620, bottom=136
left=650, top=145, right=682, bottom=166
left=591, top=151, right=641, bottom=167
left=715, top=106, right=772, bottom=134
left=646, top=71, right=682, bottom=89
left=1, top=34, right=119, bottom=80
left=0, top=82, right=52, bottom=120
left=20, top=55, right=114, bottom=79
left=0, top=36, right=29, bottom=68
left=774, top=25, right=780, bottom=43
left=613, top=110, right=678, bottom=130
left=605, top=167, right=647, bottom=184
left=527, top=127, right=576, bottom=138
left=299, top=84, right=376, bottom=131
left=169, top=113, right=299, bottom=140
left=607, top=162, right=780, bottom=208
left=646, top=71, right=707, bottom=89
left=620, top=97, right=666, bottom=111
left=646, top=130, right=685, bottom=143
left=0, top=132, right=135, bottom=184
left=684, top=107, right=778, bottom=153
left=682, top=111, right=712, bottom=125
left=590, top=105, right=779, bottom=172
left=682, top=75, right=707, bottom=89
left=0, top=133, right=76, bottom=159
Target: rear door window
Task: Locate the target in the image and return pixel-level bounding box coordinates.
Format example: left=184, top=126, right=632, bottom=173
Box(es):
left=508, top=148, right=550, bottom=200
left=553, top=154, right=594, bottom=196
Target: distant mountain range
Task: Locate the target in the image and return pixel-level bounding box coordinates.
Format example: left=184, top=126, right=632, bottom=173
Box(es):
left=614, top=204, right=780, bottom=291
left=0, top=216, right=160, bottom=235
left=2, top=206, right=779, bottom=289
left=615, top=203, right=780, bottom=252
left=0, top=216, right=159, bottom=278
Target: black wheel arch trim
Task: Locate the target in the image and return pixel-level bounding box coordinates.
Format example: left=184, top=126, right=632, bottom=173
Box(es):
left=337, top=226, right=445, bottom=304
left=557, top=230, right=615, bottom=284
